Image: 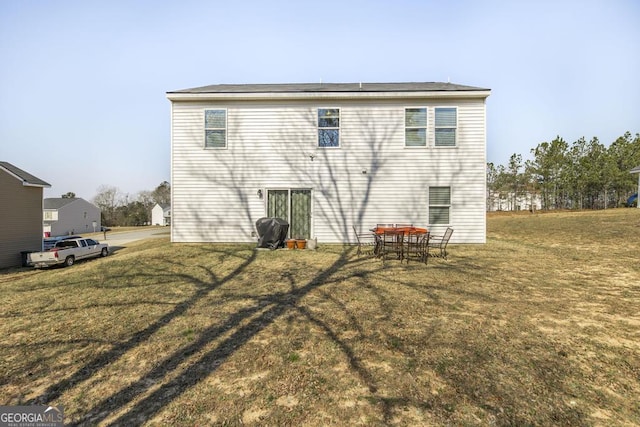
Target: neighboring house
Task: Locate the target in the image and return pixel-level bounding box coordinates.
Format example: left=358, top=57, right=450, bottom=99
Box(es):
left=151, top=203, right=171, bottom=226
left=43, top=198, right=101, bottom=237
left=0, top=161, right=50, bottom=268
left=166, top=82, right=491, bottom=244
left=488, top=192, right=542, bottom=212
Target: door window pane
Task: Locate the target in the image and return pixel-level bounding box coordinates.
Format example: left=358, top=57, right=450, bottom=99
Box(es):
left=267, top=189, right=311, bottom=239
left=267, top=190, right=288, bottom=220
left=291, top=190, right=311, bottom=239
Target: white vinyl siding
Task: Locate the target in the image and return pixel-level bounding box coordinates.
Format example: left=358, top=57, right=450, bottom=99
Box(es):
left=171, top=96, right=487, bottom=244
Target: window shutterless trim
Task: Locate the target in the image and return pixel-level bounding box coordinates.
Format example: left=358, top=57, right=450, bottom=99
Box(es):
left=317, top=108, right=340, bottom=148
left=434, top=106, right=458, bottom=147
left=428, top=186, right=452, bottom=225
left=404, top=107, right=428, bottom=148
left=204, top=108, right=228, bottom=149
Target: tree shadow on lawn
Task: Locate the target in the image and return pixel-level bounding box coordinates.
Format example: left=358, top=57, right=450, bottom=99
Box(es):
left=72, top=249, right=367, bottom=425
left=27, top=245, right=397, bottom=425
left=26, top=245, right=590, bottom=426
left=26, top=247, right=257, bottom=407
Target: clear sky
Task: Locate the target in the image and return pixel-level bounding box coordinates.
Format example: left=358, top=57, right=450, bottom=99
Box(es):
left=1, top=0, right=638, bottom=200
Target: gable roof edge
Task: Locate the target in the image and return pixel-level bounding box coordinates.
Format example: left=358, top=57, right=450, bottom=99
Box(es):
left=44, top=197, right=98, bottom=210
left=0, top=161, right=51, bottom=188
left=167, top=89, right=491, bottom=102
left=167, top=82, right=491, bottom=102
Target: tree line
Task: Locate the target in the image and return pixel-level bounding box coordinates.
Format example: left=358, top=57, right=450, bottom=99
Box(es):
left=487, top=132, right=640, bottom=211
left=92, top=181, right=170, bottom=226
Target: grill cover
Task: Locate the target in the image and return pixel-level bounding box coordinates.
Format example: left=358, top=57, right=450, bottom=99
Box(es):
left=256, top=217, right=289, bottom=249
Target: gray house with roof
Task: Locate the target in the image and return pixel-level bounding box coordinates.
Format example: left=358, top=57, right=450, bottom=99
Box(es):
left=44, top=198, right=101, bottom=237
left=0, top=161, right=50, bottom=268
left=167, top=82, right=491, bottom=244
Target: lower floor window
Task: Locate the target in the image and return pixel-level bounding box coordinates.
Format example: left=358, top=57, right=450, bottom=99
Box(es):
left=429, top=186, right=451, bottom=224
left=267, top=189, right=311, bottom=239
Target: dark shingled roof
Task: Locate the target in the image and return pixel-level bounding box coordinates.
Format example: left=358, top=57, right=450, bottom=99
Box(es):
left=168, top=82, right=490, bottom=94
left=44, top=198, right=79, bottom=209
left=0, top=161, right=50, bottom=187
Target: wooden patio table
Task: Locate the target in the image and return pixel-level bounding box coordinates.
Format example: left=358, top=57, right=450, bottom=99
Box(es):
left=371, top=226, right=428, bottom=235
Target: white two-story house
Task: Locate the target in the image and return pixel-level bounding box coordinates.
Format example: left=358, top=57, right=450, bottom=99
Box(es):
left=151, top=203, right=171, bottom=226
left=166, top=82, right=491, bottom=244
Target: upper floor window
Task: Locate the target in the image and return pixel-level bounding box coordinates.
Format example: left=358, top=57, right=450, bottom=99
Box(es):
left=205, top=109, right=227, bottom=148
left=318, top=108, right=340, bottom=148
left=44, top=210, right=57, bottom=221
left=435, top=107, right=457, bottom=147
left=429, top=186, right=451, bottom=224
left=405, top=108, right=427, bottom=147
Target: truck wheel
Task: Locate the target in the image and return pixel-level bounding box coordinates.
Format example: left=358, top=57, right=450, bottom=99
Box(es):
left=101, top=248, right=108, bottom=257
left=64, top=256, right=75, bottom=267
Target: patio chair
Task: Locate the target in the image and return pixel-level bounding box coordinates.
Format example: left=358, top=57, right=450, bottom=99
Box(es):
left=395, top=223, right=413, bottom=228
left=352, top=226, right=377, bottom=257
left=427, top=227, right=453, bottom=259
left=381, top=229, right=404, bottom=262
left=405, top=231, right=430, bottom=264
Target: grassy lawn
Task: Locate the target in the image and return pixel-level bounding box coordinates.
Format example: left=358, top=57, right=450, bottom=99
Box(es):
left=1, top=209, right=639, bottom=426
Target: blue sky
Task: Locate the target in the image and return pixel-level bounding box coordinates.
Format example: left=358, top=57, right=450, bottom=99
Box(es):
left=1, top=0, right=638, bottom=200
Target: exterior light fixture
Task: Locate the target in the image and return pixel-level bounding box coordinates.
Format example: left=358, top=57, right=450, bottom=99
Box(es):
left=257, top=189, right=263, bottom=199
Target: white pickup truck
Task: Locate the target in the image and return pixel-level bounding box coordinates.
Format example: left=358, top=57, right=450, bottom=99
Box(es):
left=28, top=237, right=109, bottom=268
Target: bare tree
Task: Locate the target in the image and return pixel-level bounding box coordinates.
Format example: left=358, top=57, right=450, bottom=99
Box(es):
left=93, top=185, right=121, bottom=226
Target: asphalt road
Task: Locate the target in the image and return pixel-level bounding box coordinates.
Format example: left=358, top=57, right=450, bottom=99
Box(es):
left=100, top=227, right=170, bottom=248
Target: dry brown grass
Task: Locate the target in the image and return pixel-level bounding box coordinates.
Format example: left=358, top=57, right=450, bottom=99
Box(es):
left=1, top=209, right=639, bottom=426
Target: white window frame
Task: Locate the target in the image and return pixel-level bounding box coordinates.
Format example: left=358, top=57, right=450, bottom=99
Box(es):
left=404, top=107, right=428, bottom=148
left=204, top=108, right=227, bottom=149
left=44, top=210, right=58, bottom=221
left=428, top=186, right=452, bottom=225
left=317, top=108, right=340, bottom=148
left=434, top=107, right=458, bottom=148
